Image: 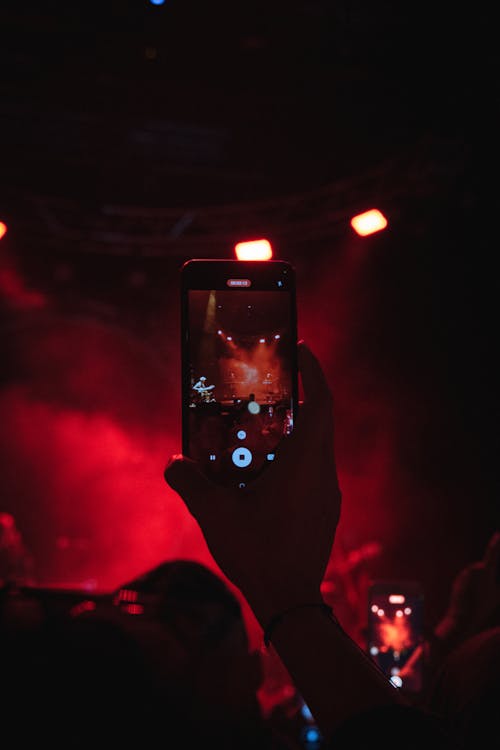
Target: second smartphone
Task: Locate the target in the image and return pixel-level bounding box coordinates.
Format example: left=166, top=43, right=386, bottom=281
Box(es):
left=180, top=259, right=298, bottom=489
left=367, top=580, right=425, bottom=696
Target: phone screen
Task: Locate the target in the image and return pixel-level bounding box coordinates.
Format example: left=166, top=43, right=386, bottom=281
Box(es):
left=181, top=259, right=298, bottom=489
left=367, top=581, right=425, bottom=694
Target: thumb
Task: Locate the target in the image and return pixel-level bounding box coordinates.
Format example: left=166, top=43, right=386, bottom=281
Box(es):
left=164, top=454, right=214, bottom=522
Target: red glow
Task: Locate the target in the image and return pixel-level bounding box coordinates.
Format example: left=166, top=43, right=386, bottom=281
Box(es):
left=0, top=267, right=46, bottom=309
left=350, top=209, right=388, bottom=236
left=115, top=588, right=138, bottom=603
left=122, top=603, right=145, bottom=615
left=234, top=239, right=273, bottom=260
left=0, top=221, right=7, bottom=240
left=219, top=341, right=286, bottom=404
left=376, top=615, right=412, bottom=653
left=0, top=249, right=452, bottom=659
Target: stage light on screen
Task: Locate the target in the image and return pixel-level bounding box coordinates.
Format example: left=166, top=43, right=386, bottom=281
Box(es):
left=350, top=209, right=388, bottom=237
left=149, top=0, right=165, bottom=5
left=0, top=222, right=7, bottom=240
left=234, top=239, right=273, bottom=260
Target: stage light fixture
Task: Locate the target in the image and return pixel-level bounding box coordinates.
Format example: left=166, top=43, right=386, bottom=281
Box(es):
left=0, top=222, right=7, bottom=240
left=234, top=239, right=273, bottom=260
left=350, top=209, right=388, bottom=237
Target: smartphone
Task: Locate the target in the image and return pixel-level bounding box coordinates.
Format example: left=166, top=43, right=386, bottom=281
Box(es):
left=180, top=258, right=298, bottom=489
left=367, top=580, right=425, bottom=695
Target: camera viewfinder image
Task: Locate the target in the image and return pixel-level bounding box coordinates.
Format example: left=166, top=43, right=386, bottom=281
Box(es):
left=186, top=289, right=294, bottom=485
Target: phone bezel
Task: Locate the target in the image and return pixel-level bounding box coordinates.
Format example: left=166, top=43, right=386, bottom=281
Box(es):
left=179, top=258, right=299, bottom=486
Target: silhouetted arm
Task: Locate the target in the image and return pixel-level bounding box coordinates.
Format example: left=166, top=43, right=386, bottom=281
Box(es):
left=165, top=343, right=451, bottom=745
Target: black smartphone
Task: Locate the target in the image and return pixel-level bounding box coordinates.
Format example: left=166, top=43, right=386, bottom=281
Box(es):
left=367, top=580, right=425, bottom=695
left=180, top=258, right=298, bottom=489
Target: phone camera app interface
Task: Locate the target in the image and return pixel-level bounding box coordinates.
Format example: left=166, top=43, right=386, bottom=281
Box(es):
left=368, top=591, right=424, bottom=692
left=187, top=288, right=294, bottom=485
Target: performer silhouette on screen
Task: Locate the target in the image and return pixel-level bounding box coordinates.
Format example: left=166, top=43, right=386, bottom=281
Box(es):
left=192, top=376, right=215, bottom=403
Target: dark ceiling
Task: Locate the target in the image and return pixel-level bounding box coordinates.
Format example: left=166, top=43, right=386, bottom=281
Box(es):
left=0, top=2, right=495, bottom=269
left=0, top=2, right=493, bottom=204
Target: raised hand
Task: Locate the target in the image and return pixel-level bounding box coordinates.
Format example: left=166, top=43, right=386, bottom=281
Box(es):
left=164, top=340, right=342, bottom=626
left=435, top=530, right=500, bottom=642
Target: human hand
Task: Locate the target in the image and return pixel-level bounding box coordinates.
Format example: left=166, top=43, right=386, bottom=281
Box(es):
left=434, top=530, right=500, bottom=643
left=164, top=341, right=342, bottom=626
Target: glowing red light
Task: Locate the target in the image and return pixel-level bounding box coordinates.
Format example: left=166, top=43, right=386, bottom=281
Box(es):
left=350, top=209, right=388, bottom=237
left=0, top=222, right=7, bottom=240
left=234, top=239, right=273, bottom=261
left=115, top=588, right=138, bottom=603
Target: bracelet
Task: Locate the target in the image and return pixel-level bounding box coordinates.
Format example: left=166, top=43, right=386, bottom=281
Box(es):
left=263, top=602, right=336, bottom=647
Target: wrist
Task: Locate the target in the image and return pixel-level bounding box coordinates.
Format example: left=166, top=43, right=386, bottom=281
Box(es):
left=247, top=588, right=325, bottom=631
left=263, top=602, right=336, bottom=647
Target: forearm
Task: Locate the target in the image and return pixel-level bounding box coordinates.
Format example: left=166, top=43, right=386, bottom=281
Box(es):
left=255, top=602, right=404, bottom=741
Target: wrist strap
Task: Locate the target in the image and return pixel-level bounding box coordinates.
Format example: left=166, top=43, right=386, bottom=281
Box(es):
left=263, top=602, right=336, bottom=647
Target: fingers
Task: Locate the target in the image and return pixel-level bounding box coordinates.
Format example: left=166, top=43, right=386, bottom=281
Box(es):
left=296, top=340, right=334, bottom=445
left=297, top=341, right=332, bottom=405
left=164, top=454, right=216, bottom=523
left=264, top=341, right=335, bottom=481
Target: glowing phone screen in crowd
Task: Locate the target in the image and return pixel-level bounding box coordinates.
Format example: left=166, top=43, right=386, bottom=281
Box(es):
left=367, top=582, right=424, bottom=694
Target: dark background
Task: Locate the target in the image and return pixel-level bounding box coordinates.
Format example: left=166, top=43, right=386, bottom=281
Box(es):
left=0, top=1, right=498, bottom=643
